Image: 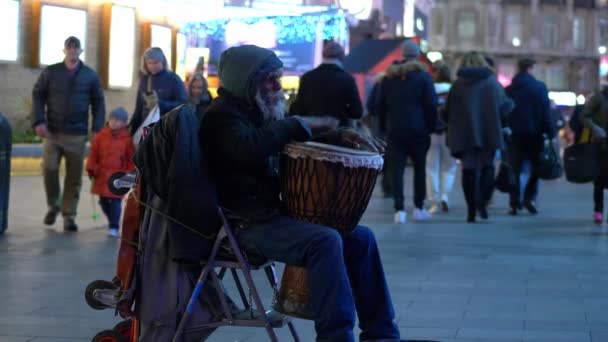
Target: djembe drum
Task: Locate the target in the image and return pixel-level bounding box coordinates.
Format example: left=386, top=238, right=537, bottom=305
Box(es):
left=275, top=141, right=383, bottom=319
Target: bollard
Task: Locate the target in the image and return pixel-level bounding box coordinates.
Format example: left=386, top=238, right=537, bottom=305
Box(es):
left=0, top=113, right=11, bottom=234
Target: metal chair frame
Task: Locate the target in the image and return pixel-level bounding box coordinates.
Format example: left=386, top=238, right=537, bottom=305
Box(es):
left=171, top=207, right=300, bottom=342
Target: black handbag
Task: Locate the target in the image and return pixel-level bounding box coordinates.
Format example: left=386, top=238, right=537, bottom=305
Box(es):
left=563, top=143, right=598, bottom=184
left=495, top=161, right=516, bottom=193
left=537, top=138, right=563, bottom=180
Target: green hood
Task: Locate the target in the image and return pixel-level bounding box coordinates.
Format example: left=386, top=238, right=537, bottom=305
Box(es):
left=218, top=45, right=283, bottom=103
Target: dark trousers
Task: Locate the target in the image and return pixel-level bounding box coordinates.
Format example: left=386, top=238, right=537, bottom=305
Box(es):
left=98, top=197, right=122, bottom=229
left=387, top=138, right=430, bottom=210
left=594, top=179, right=604, bottom=213
left=238, top=216, right=399, bottom=342
left=509, top=137, right=542, bottom=207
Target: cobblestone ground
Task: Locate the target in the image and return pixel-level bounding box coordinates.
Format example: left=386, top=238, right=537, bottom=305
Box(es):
left=1, top=175, right=608, bottom=342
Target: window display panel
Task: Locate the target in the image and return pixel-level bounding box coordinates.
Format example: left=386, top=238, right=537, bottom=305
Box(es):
left=150, top=24, right=173, bottom=70
left=108, top=5, right=135, bottom=88
left=39, top=4, right=87, bottom=66
left=0, top=0, right=19, bottom=61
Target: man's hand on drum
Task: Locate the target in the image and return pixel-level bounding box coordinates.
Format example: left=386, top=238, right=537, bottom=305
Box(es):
left=296, top=116, right=340, bottom=130
left=339, top=128, right=386, bottom=154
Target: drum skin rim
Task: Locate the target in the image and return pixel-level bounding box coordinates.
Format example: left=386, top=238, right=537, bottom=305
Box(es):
left=284, top=142, right=384, bottom=170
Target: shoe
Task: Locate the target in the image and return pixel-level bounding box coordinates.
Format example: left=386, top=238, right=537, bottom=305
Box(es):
left=43, top=210, right=58, bottom=225
left=63, top=217, right=78, bottom=232
left=413, top=208, right=432, bottom=221
left=428, top=203, right=438, bottom=214
left=108, top=228, right=119, bottom=237
left=509, top=207, right=518, bottom=216
left=523, top=201, right=538, bottom=215
left=394, top=210, right=407, bottom=224
left=594, top=212, right=603, bottom=225
left=440, top=201, right=449, bottom=212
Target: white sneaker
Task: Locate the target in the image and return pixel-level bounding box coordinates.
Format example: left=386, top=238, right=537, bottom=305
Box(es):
left=108, top=228, right=119, bottom=237
left=413, top=208, right=432, bottom=221
left=394, top=210, right=407, bottom=224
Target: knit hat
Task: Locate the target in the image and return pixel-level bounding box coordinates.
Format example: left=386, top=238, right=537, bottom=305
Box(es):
left=109, top=107, right=129, bottom=123
left=219, top=45, right=283, bottom=103
left=402, top=39, right=420, bottom=59
left=322, top=41, right=345, bottom=60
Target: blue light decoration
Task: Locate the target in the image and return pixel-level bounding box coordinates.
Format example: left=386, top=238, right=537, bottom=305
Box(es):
left=181, top=9, right=347, bottom=45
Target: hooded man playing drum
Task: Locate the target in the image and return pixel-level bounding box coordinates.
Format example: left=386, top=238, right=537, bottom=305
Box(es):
left=200, top=45, right=401, bottom=342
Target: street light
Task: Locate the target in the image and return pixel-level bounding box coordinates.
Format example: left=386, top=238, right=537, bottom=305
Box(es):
left=512, top=37, right=521, bottom=47
left=599, top=45, right=607, bottom=55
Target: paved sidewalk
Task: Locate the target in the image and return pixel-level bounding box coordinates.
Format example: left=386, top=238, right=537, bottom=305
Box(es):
left=1, top=175, right=608, bottom=342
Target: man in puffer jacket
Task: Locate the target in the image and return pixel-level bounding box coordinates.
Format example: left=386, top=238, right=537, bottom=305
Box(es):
left=375, top=39, right=438, bottom=223
left=32, top=36, right=106, bottom=232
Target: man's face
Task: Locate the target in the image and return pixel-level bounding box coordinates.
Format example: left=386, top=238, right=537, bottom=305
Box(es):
left=146, top=58, right=164, bottom=75
left=255, top=69, right=286, bottom=121
left=63, top=44, right=82, bottom=62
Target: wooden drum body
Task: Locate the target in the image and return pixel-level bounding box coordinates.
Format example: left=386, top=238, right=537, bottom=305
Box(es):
left=275, top=142, right=383, bottom=319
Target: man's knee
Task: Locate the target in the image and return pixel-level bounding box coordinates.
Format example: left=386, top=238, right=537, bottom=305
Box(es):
left=313, top=228, right=343, bottom=253
left=347, top=226, right=376, bottom=251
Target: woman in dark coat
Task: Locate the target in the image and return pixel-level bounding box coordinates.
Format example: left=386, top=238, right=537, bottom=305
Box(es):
left=187, top=72, right=213, bottom=122
left=444, top=51, right=514, bottom=222
left=129, top=47, right=188, bottom=136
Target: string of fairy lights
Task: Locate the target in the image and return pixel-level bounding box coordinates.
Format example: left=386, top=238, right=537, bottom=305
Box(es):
left=181, top=9, right=347, bottom=45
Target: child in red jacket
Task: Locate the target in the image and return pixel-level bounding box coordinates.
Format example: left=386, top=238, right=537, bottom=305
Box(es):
left=86, top=107, right=135, bottom=237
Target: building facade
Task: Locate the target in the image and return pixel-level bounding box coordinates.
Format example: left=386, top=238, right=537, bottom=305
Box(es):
left=429, top=0, right=608, bottom=95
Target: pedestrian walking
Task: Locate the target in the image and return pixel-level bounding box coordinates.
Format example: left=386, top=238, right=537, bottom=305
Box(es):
left=32, top=36, right=106, bottom=232
left=426, top=61, right=458, bottom=213
left=86, top=107, right=135, bottom=237
left=505, top=58, right=556, bottom=215
left=581, top=80, right=608, bottom=224
left=289, top=41, right=363, bottom=132
left=444, top=51, right=514, bottom=223
left=129, top=47, right=187, bottom=137
left=375, top=39, right=438, bottom=223
left=188, top=72, right=213, bottom=122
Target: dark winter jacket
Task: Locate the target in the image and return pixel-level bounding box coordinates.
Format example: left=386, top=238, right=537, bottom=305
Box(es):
left=202, top=89, right=311, bottom=223
left=32, top=61, right=105, bottom=135
left=505, top=73, right=555, bottom=139
left=201, top=46, right=311, bottom=223
left=289, top=62, right=363, bottom=125
left=192, top=91, right=213, bottom=122
left=129, top=70, right=187, bottom=135
left=445, top=67, right=514, bottom=157
left=375, top=60, right=438, bottom=143
left=582, top=88, right=608, bottom=146
left=133, top=105, right=220, bottom=262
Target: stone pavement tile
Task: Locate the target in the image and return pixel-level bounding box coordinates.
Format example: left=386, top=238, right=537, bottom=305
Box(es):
left=0, top=337, right=32, bottom=342
left=591, top=331, right=608, bottom=342
left=399, top=327, right=458, bottom=339
left=463, top=310, right=527, bottom=321
left=522, top=330, right=590, bottom=341
left=0, top=323, right=96, bottom=339
left=29, top=338, right=89, bottom=342
left=456, top=328, right=523, bottom=339
left=460, top=318, right=524, bottom=330
left=526, top=288, right=585, bottom=299
left=524, top=319, right=589, bottom=331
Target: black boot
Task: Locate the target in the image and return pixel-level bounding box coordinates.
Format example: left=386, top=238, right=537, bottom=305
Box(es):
left=462, top=169, right=477, bottom=223
left=478, top=166, right=495, bottom=220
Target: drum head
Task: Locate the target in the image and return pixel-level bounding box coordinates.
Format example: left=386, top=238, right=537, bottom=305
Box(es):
left=283, top=141, right=384, bottom=170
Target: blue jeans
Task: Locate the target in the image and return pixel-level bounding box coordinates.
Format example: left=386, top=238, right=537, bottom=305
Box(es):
left=98, top=197, right=121, bottom=229
left=237, top=216, right=399, bottom=342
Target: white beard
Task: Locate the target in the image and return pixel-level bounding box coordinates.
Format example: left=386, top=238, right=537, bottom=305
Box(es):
left=255, top=88, right=286, bottom=122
